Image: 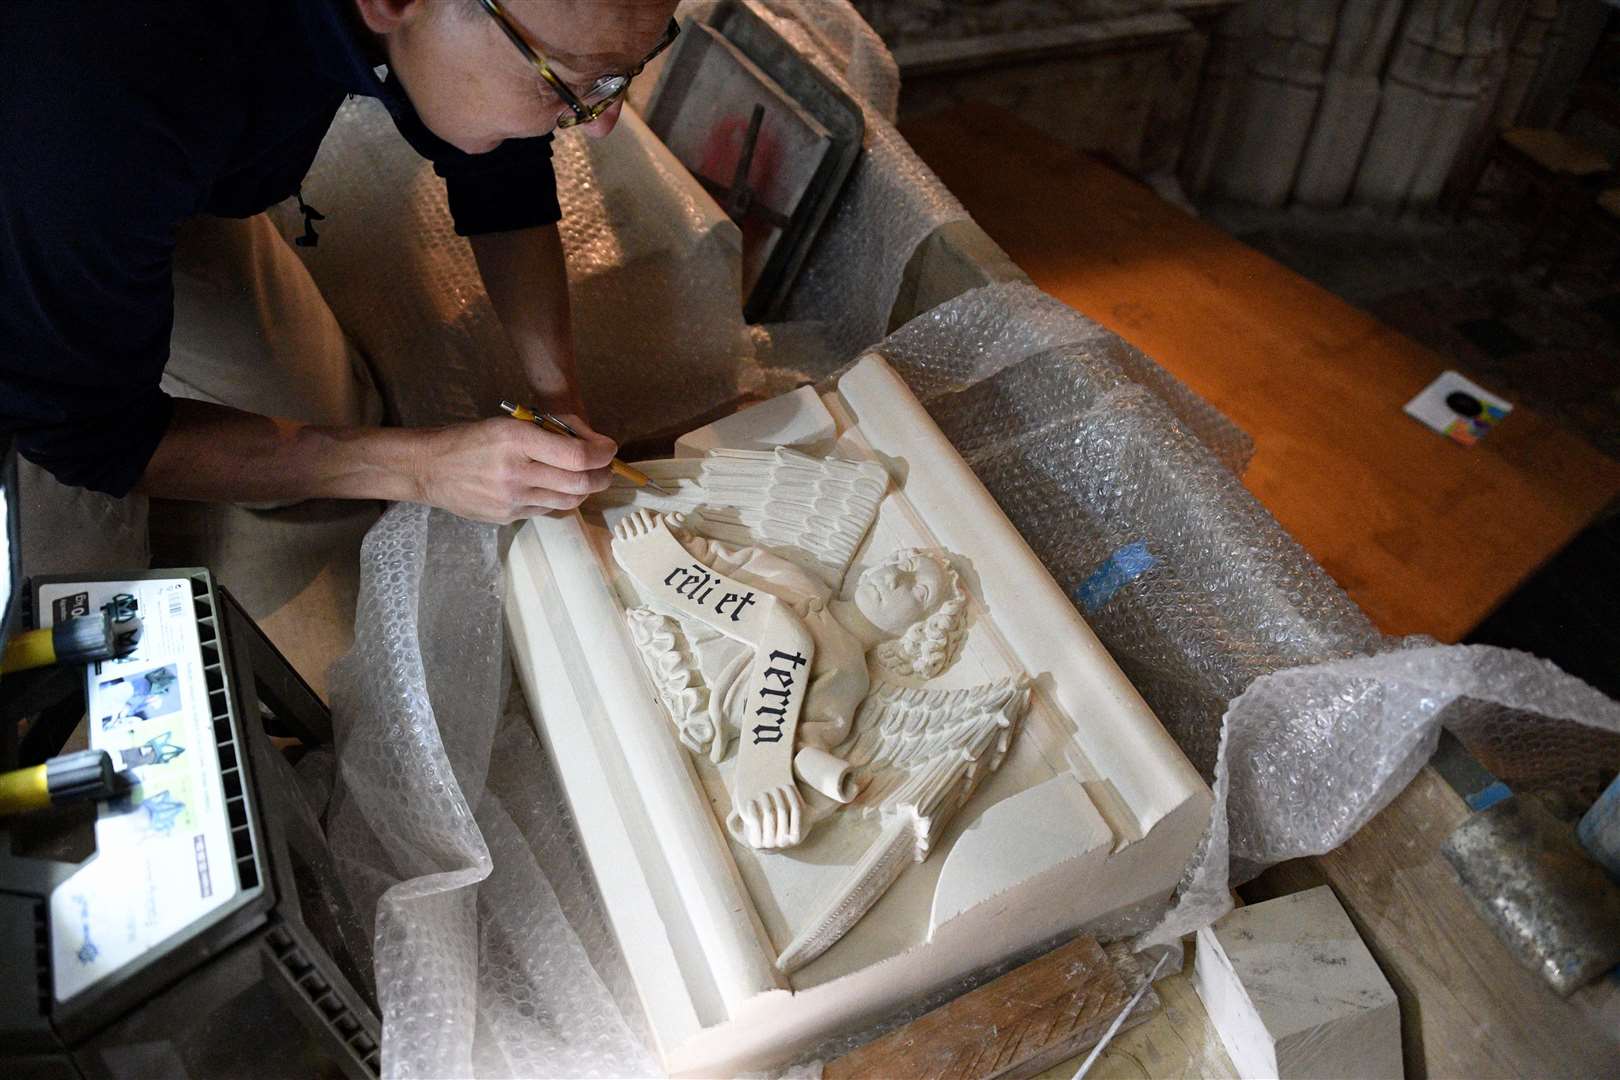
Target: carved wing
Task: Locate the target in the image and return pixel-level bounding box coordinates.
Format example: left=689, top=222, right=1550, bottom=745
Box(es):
left=592, top=447, right=889, bottom=591
left=625, top=606, right=748, bottom=764
left=773, top=676, right=1031, bottom=974
left=838, top=677, right=1030, bottom=860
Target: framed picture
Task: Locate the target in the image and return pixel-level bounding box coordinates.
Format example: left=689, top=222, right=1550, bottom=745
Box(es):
left=646, top=6, right=864, bottom=321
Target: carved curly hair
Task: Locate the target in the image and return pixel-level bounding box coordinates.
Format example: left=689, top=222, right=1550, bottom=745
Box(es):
left=873, top=549, right=969, bottom=679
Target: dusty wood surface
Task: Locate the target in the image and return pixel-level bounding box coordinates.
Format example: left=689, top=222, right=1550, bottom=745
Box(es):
left=900, top=104, right=1620, bottom=644
left=823, top=936, right=1157, bottom=1080
left=900, top=103, right=1620, bottom=1079
left=1247, top=767, right=1620, bottom=1079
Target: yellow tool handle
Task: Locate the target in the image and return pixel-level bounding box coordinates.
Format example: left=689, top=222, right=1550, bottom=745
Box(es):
left=0, top=765, right=51, bottom=815
left=2, top=626, right=57, bottom=675
left=501, top=402, right=655, bottom=489
left=609, top=459, right=655, bottom=487
left=502, top=401, right=567, bottom=435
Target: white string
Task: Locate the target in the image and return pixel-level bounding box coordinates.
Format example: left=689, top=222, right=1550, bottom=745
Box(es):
left=1071, top=948, right=1174, bottom=1080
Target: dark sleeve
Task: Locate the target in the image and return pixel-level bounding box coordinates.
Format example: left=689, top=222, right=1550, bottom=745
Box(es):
left=0, top=9, right=226, bottom=497
left=437, top=136, right=563, bottom=237
left=382, top=76, right=562, bottom=236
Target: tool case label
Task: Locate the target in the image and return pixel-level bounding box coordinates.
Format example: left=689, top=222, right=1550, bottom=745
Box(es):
left=37, top=577, right=240, bottom=1002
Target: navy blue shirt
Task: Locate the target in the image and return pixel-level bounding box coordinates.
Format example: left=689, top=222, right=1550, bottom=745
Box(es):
left=0, top=0, right=562, bottom=496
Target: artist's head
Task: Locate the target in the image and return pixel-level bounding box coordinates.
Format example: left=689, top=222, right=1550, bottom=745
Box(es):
left=353, top=0, right=680, bottom=153
left=858, top=549, right=969, bottom=679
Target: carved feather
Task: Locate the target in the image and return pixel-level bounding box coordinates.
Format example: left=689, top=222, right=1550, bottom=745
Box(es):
left=626, top=607, right=727, bottom=762
left=839, top=677, right=1029, bottom=854
left=591, top=447, right=889, bottom=591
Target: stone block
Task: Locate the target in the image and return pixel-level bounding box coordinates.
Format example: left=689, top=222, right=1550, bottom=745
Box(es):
left=1194, top=885, right=1402, bottom=1079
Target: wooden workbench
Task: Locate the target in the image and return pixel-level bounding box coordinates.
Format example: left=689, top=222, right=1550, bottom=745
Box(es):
left=900, top=103, right=1620, bottom=1078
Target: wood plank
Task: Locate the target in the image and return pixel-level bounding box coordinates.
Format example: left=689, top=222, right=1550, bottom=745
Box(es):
left=823, top=935, right=1154, bottom=1080
left=900, top=104, right=1620, bottom=642
left=1033, top=939, right=1238, bottom=1080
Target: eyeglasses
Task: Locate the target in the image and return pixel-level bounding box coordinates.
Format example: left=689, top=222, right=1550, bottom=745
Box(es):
left=477, top=0, right=679, bottom=129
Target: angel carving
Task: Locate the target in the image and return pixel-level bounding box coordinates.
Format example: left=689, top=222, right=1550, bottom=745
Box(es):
left=604, top=448, right=1030, bottom=973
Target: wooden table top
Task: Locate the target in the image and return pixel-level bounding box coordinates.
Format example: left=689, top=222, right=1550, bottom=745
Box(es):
left=901, top=103, right=1620, bottom=642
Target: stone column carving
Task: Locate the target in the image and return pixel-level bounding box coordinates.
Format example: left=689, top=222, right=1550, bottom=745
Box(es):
left=1293, top=0, right=1408, bottom=206
left=1180, top=1, right=1408, bottom=208
left=1216, top=2, right=1343, bottom=206
left=1497, top=0, right=1563, bottom=126
left=1351, top=0, right=1532, bottom=208
left=1179, top=2, right=1254, bottom=196
left=1518, top=0, right=1609, bottom=126
left=1176, top=0, right=1587, bottom=211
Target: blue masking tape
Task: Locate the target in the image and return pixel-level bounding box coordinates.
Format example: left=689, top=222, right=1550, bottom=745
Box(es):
left=1466, top=780, right=1513, bottom=812
left=1074, top=542, right=1156, bottom=613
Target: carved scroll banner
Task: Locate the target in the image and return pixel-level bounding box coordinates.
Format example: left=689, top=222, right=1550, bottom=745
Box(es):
left=611, top=511, right=816, bottom=848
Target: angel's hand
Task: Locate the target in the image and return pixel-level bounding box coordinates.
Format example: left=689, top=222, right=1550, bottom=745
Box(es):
left=727, top=783, right=805, bottom=850
left=612, top=507, right=665, bottom=542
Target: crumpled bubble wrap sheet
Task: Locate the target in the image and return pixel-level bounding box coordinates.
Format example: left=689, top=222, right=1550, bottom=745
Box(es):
left=1145, top=646, right=1620, bottom=948
left=322, top=504, right=655, bottom=1078
left=877, top=281, right=1255, bottom=474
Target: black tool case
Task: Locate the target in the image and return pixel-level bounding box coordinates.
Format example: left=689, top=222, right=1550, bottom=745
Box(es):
left=1, top=570, right=379, bottom=1079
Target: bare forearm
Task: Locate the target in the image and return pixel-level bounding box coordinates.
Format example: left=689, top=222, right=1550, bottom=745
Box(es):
left=133, top=398, right=616, bottom=524
left=470, top=223, right=579, bottom=406
left=134, top=399, right=422, bottom=504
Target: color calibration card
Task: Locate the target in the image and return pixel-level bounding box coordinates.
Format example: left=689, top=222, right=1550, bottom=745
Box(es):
left=1404, top=371, right=1512, bottom=447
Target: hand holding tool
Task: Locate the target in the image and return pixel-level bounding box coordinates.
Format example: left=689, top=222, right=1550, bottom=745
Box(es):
left=499, top=400, right=673, bottom=494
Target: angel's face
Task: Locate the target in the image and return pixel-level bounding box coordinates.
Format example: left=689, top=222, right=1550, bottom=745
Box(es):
left=855, top=554, right=949, bottom=637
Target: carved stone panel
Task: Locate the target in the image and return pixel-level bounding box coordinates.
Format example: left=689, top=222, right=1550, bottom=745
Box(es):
left=503, top=356, right=1212, bottom=1076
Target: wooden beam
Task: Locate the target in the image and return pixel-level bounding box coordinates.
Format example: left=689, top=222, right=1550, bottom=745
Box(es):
left=823, top=936, right=1158, bottom=1080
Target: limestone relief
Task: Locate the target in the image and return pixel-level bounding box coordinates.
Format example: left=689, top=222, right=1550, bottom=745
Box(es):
left=607, top=448, right=1030, bottom=973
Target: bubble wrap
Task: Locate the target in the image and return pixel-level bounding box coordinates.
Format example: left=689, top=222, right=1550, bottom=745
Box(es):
left=870, top=283, right=1319, bottom=777
left=861, top=283, right=1620, bottom=955
left=1142, top=646, right=1620, bottom=948
left=323, top=504, right=655, bottom=1078
left=287, top=97, right=766, bottom=438
left=273, top=103, right=525, bottom=428
left=876, top=280, right=1255, bottom=474
left=289, top=0, right=944, bottom=434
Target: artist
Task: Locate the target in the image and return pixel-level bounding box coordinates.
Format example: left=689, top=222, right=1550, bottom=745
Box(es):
left=0, top=0, right=681, bottom=569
